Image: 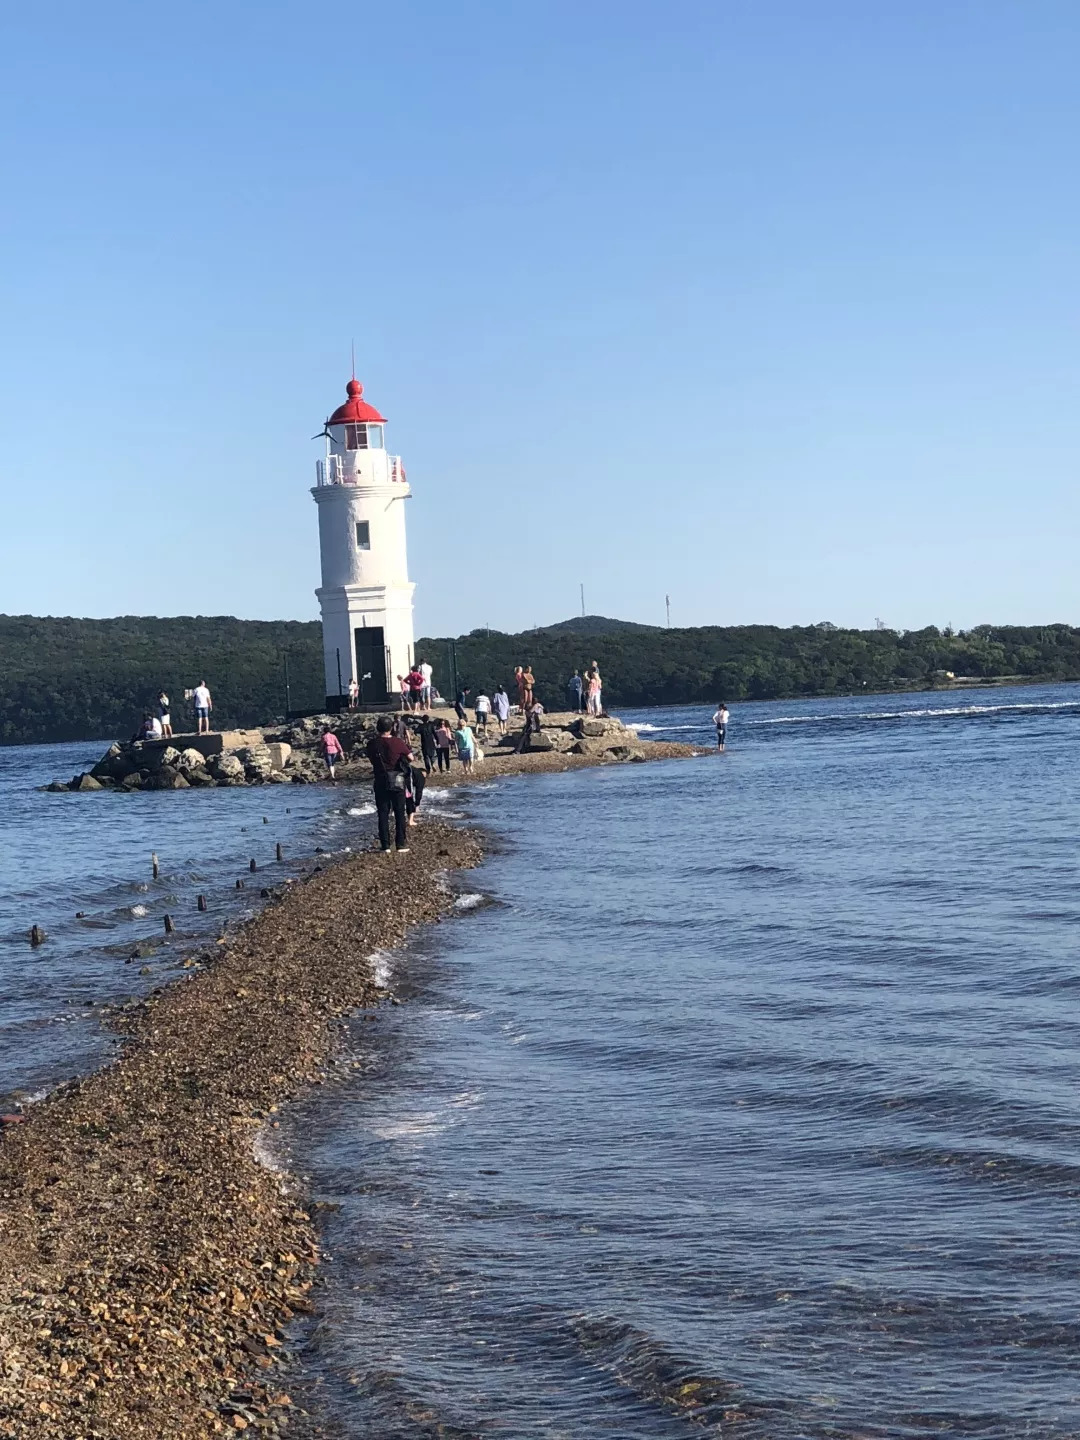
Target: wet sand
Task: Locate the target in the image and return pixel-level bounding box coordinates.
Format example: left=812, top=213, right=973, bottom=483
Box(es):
left=0, top=738, right=702, bottom=1438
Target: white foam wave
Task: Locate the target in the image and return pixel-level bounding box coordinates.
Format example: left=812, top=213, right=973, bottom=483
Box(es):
left=129, top=904, right=148, bottom=917
left=371, top=1112, right=447, bottom=1140
left=631, top=723, right=699, bottom=732
left=454, top=892, right=486, bottom=910
left=367, top=949, right=394, bottom=988
left=347, top=804, right=375, bottom=816
left=751, top=700, right=1079, bottom=727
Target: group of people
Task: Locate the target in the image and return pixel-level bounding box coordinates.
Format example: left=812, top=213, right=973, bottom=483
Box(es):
left=360, top=711, right=484, bottom=852
left=565, top=663, right=603, bottom=715
left=136, top=682, right=213, bottom=740
left=390, top=660, right=435, bottom=711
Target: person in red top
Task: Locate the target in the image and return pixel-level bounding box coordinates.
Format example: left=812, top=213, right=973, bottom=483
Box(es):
left=365, top=717, right=412, bottom=853
left=405, top=666, right=425, bottom=711
left=319, top=727, right=344, bottom=781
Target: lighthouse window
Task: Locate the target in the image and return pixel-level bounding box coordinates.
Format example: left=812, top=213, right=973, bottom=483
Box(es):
left=355, top=521, right=370, bottom=550
left=345, top=423, right=368, bottom=450
left=366, top=424, right=384, bottom=449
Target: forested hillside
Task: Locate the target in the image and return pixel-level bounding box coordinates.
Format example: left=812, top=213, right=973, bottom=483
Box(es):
left=418, top=619, right=1080, bottom=709
left=2, top=613, right=1079, bottom=745
left=0, top=615, right=324, bottom=745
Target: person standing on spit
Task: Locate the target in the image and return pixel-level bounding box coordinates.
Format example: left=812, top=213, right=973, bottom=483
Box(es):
left=566, top=671, right=584, bottom=713
left=712, top=702, right=730, bottom=751
left=475, top=691, right=491, bottom=734
left=587, top=664, right=603, bottom=716
left=192, top=680, right=213, bottom=734
left=455, top=718, right=477, bottom=773
left=366, top=717, right=412, bottom=854
left=434, top=718, right=454, bottom=770
left=319, top=726, right=344, bottom=780
left=492, top=686, right=510, bottom=734
left=406, top=664, right=425, bottom=711
left=347, top=677, right=359, bottom=709
left=455, top=687, right=470, bottom=723
left=419, top=714, right=438, bottom=774
left=157, top=690, right=173, bottom=738
left=520, top=666, right=535, bottom=709
left=419, top=658, right=434, bottom=709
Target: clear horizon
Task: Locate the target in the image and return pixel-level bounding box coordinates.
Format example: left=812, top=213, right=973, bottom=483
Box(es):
left=2, top=2, right=1078, bottom=636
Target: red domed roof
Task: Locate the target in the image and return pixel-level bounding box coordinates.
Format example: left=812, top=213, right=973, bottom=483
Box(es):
left=327, top=378, right=386, bottom=426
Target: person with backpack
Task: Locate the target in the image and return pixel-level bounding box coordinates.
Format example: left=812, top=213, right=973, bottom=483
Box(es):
left=365, top=717, right=412, bottom=854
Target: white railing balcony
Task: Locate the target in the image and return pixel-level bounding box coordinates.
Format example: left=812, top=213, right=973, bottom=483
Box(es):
left=315, top=455, right=408, bottom=487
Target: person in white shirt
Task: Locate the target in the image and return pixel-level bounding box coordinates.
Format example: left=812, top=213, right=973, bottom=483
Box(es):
left=347, top=677, right=359, bottom=709
left=711, top=703, right=730, bottom=751
left=193, top=681, right=213, bottom=735
left=157, top=690, right=172, bottom=738
left=474, top=692, right=491, bottom=734
left=419, top=659, right=433, bottom=709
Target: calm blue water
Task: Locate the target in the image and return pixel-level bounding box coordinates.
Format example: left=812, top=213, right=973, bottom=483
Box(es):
left=282, top=682, right=1080, bottom=1438
left=0, top=741, right=375, bottom=1099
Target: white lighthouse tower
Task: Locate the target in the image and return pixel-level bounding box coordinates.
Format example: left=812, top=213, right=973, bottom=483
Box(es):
left=312, top=377, right=415, bottom=709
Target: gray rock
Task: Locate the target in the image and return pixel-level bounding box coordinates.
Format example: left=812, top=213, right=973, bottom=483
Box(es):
left=74, top=773, right=103, bottom=791
left=182, top=766, right=216, bottom=787
left=179, top=747, right=206, bottom=770
left=527, top=730, right=555, bottom=751
left=207, top=753, right=245, bottom=781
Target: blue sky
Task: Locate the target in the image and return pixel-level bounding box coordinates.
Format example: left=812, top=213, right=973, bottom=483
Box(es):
left=1, top=1, right=1077, bottom=636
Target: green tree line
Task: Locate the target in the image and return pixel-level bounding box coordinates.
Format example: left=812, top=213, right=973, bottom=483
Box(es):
left=1, top=613, right=1078, bottom=745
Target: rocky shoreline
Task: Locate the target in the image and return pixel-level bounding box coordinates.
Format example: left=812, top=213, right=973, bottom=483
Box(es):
left=48, top=709, right=663, bottom=793
left=2, top=734, right=704, bottom=1438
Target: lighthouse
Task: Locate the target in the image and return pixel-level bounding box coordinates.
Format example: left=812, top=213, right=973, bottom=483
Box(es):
left=312, top=377, right=415, bottom=709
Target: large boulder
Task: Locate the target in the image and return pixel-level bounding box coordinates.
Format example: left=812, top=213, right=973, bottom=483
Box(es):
left=571, top=738, right=604, bottom=756
left=91, top=743, right=132, bottom=780
left=181, top=766, right=216, bottom=787
left=73, top=773, right=103, bottom=791
left=207, top=752, right=245, bottom=782
left=574, top=717, right=625, bottom=738
left=179, top=747, right=207, bottom=770
left=266, top=742, right=291, bottom=772
left=237, top=744, right=275, bottom=782
left=527, top=730, right=556, bottom=751
left=120, top=772, right=144, bottom=790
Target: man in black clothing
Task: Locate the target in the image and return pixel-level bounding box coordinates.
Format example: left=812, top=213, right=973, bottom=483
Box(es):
left=365, top=717, right=413, bottom=854
left=455, top=687, right=470, bottom=722
left=418, top=715, right=437, bottom=774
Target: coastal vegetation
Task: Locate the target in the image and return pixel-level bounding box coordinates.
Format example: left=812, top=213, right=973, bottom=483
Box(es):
left=3, top=613, right=1080, bottom=745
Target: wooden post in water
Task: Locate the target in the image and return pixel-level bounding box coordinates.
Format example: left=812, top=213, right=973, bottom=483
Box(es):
left=236, top=879, right=245, bottom=890
left=152, top=852, right=160, bottom=880
left=249, top=858, right=257, bottom=873
left=164, top=914, right=175, bottom=934
left=276, top=843, right=283, bottom=862
left=197, top=895, right=207, bottom=912
left=30, top=925, right=45, bottom=948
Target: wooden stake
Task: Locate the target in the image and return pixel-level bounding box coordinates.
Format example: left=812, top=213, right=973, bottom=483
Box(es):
left=276, top=843, right=283, bottom=862
left=30, top=925, right=45, bottom=947
left=151, top=852, right=160, bottom=879
left=197, top=895, right=207, bottom=912
left=164, top=914, right=175, bottom=934
left=249, top=858, right=257, bottom=873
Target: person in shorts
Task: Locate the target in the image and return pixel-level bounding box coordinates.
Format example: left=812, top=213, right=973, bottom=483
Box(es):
left=157, top=691, right=172, bottom=738
left=192, top=681, right=213, bottom=734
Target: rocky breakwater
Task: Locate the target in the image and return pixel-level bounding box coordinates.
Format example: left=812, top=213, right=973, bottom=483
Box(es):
left=521, top=711, right=646, bottom=760
left=48, top=724, right=365, bottom=795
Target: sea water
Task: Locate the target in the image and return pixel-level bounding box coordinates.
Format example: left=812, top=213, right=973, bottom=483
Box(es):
left=0, top=741, right=372, bottom=1099
left=280, top=682, right=1080, bottom=1438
